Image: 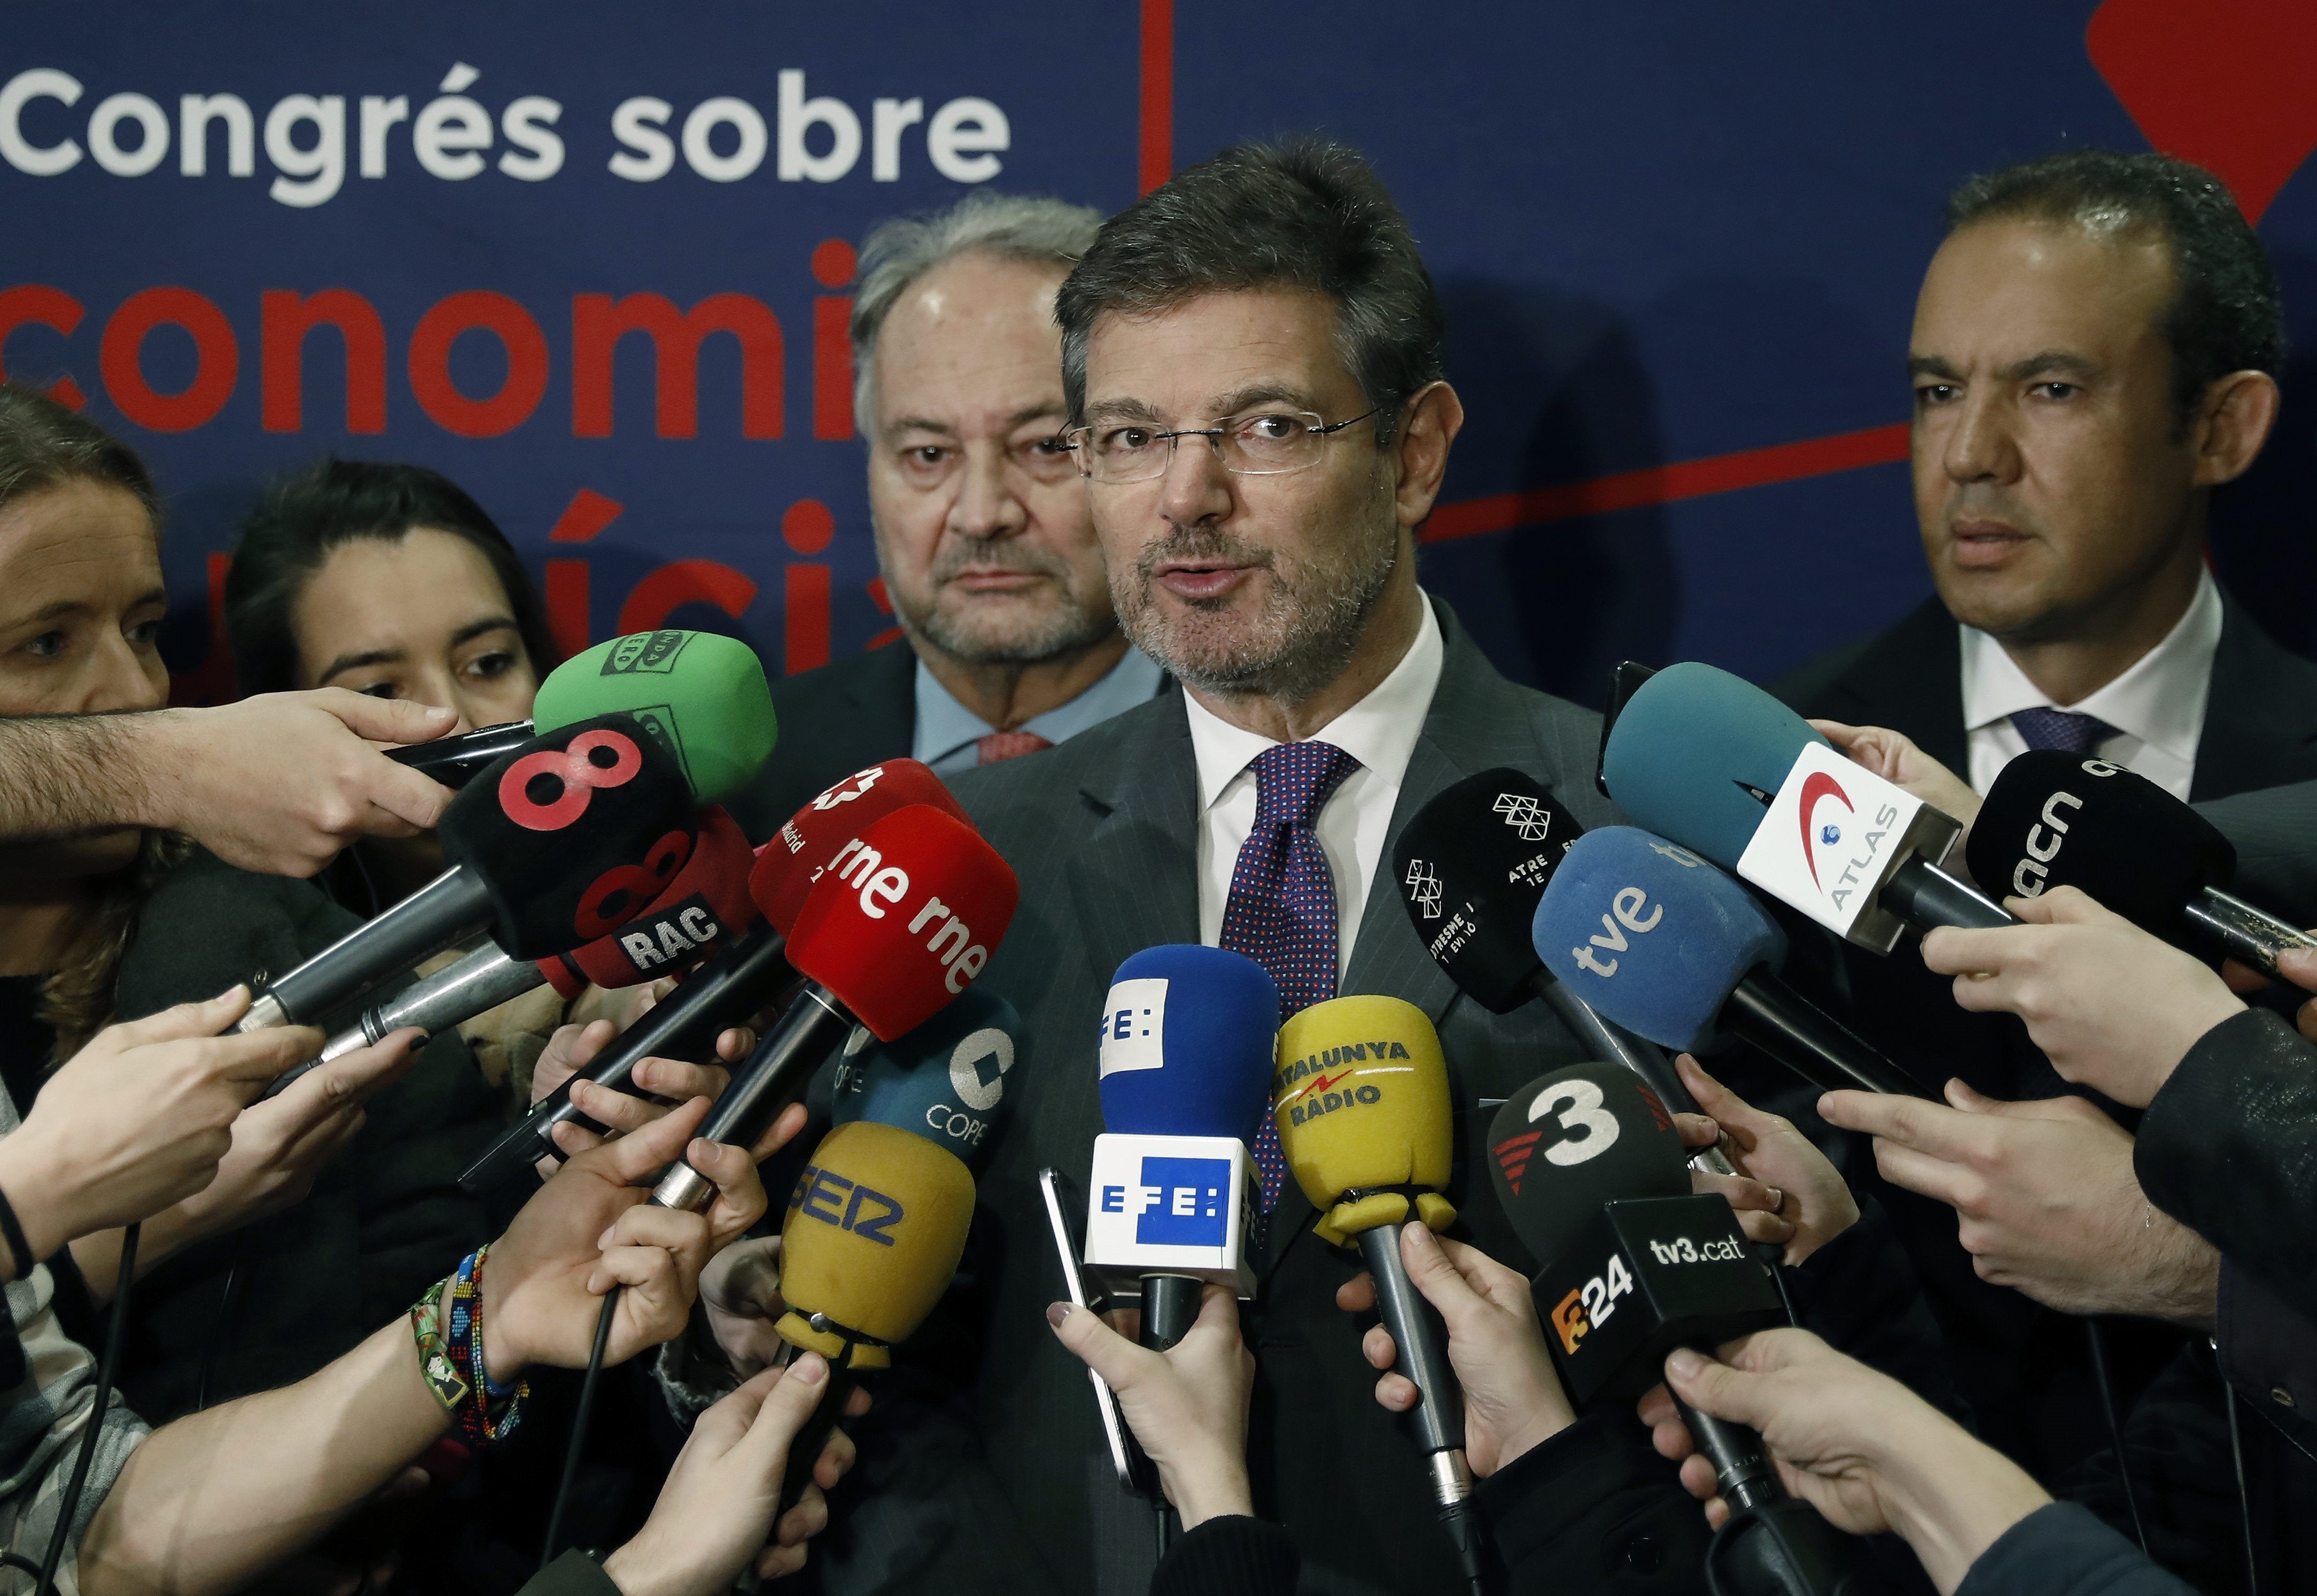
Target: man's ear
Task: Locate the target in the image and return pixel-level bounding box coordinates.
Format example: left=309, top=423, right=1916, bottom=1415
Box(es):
left=2190, top=369, right=2279, bottom=488
left=1392, top=381, right=1465, bottom=530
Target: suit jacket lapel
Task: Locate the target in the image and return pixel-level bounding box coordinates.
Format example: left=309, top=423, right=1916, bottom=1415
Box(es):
left=2190, top=593, right=2317, bottom=801
left=1062, top=691, right=1203, bottom=1014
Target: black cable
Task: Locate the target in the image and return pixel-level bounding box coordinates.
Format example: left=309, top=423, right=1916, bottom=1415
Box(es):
left=13, top=1223, right=141, bottom=1596
left=539, top=1286, right=619, bottom=1569
left=2083, top=1319, right=2148, bottom=1555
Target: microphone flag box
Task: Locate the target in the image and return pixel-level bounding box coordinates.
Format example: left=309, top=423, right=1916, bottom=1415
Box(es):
left=1534, top=1194, right=1784, bottom=1406
left=1735, top=741, right=1963, bottom=954
left=1083, top=1132, right=1256, bottom=1298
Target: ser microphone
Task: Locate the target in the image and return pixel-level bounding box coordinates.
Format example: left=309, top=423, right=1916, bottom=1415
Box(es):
left=1083, top=946, right=1278, bottom=1350
left=1603, top=662, right=2009, bottom=949
left=237, top=712, right=698, bottom=1031
left=1489, top=1061, right=1871, bottom=1595
left=1534, top=828, right=1922, bottom=1097
left=1273, top=995, right=1482, bottom=1595
left=1970, top=750, right=2317, bottom=976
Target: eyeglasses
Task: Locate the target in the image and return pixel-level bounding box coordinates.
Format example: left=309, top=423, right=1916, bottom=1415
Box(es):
left=1062, top=409, right=1377, bottom=484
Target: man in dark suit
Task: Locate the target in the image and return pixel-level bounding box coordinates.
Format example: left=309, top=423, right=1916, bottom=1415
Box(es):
left=732, top=194, right=1165, bottom=840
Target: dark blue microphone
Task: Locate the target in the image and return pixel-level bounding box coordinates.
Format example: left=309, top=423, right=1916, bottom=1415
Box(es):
left=831, top=987, right=1023, bottom=1175
left=1533, top=828, right=1920, bottom=1096
left=1083, top=945, right=1279, bottom=1350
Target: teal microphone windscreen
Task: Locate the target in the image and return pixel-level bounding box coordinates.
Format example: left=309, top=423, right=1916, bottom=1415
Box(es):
left=1600, top=661, right=1829, bottom=868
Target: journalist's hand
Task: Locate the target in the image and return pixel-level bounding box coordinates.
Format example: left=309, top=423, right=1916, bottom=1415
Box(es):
left=699, top=1235, right=788, bottom=1379
left=1676, top=1054, right=1858, bottom=1265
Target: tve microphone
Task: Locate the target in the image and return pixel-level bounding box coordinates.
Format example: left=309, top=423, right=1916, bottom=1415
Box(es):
left=1603, top=661, right=2007, bottom=950
left=1490, top=1063, right=1869, bottom=1595
left=1273, top=995, right=1480, bottom=1593
left=1393, top=768, right=1710, bottom=1125
left=831, top=987, right=1023, bottom=1175
left=1534, top=828, right=1921, bottom=1097
left=1083, top=947, right=1278, bottom=1350
left=238, top=713, right=696, bottom=1031
left=1969, top=751, right=2317, bottom=976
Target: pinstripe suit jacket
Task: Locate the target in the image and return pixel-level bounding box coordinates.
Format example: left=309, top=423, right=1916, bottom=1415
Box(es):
left=912, top=597, right=1628, bottom=1596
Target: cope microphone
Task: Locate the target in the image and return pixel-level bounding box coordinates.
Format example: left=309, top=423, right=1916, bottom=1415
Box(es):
left=385, top=629, right=777, bottom=804
left=1970, top=751, right=2317, bottom=976
left=1603, top=662, right=2009, bottom=950
left=237, top=712, right=697, bottom=1032
left=1489, top=1063, right=1870, bottom=1595
left=1273, top=995, right=1481, bottom=1594
left=1082, top=947, right=1277, bottom=1350
left=1534, top=829, right=1922, bottom=1097
left=833, top=986, right=1024, bottom=1174
left=464, top=761, right=971, bottom=1188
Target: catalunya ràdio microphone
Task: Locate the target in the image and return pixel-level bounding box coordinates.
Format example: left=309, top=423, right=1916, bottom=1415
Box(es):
left=1273, top=995, right=1484, bottom=1595
left=1083, top=946, right=1277, bottom=1350
left=237, top=711, right=694, bottom=1032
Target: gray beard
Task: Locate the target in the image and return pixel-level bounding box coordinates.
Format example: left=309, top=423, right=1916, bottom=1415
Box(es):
left=907, top=590, right=1118, bottom=665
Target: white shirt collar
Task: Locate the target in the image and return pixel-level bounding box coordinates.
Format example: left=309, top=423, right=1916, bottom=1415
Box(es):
left=1958, top=567, right=2221, bottom=764
left=1185, top=594, right=1444, bottom=809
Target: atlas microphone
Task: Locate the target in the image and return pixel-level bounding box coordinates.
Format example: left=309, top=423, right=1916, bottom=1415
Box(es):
left=1970, top=751, right=2317, bottom=976
left=1534, top=828, right=1922, bottom=1097
left=386, top=628, right=777, bottom=801
left=237, top=712, right=702, bottom=1032
left=1489, top=1062, right=1870, bottom=1595
left=1273, top=995, right=1482, bottom=1595
left=1603, top=661, right=2011, bottom=947
left=1082, top=946, right=1278, bottom=1351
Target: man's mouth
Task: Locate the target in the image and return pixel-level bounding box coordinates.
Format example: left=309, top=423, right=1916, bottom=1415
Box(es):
left=945, top=566, right=1044, bottom=594
left=1948, top=519, right=2031, bottom=568
left=1152, top=557, right=1258, bottom=602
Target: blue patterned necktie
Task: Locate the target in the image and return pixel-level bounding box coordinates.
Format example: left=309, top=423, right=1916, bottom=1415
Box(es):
left=1218, top=741, right=1361, bottom=1213
left=2009, top=706, right=2117, bottom=756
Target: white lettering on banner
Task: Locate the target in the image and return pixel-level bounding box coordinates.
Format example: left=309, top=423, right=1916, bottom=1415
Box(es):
left=0, top=65, right=1009, bottom=204
left=1735, top=740, right=1963, bottom=954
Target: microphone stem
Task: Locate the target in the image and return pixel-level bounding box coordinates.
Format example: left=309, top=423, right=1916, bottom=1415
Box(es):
left=238, top=864, right=495, bottom=1031
left=1669, top=1384, right=1784, bottom=1514
left=2185, top=886, right=2317, bottom=977
left=651, top=985, right=853, bottom=1213
left=1533, top=976, right=1738, bottom=1178
left=1724, top=975, right=1923, bottom=1098
left=775, top=1346, right=858, bottom=1513
left=1140, top=1274, right=1204, bottom=1352
left=1881, top=855, right=2013, bottom=932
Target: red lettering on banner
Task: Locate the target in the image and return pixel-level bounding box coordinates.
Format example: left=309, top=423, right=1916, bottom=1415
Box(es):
left=100, top=287, right=238, bottom=432
left=785, top=563, right=831, bottom=674
left=166, top=550, right=238, bottom=708
left=408, top=290, right=548, bottom=438
left=0, top=286, right=86, bottom=408
left=865, top=574, right=903, bottom=651
left=543, top=488, right=623, bottom=659
left=811, top=238, right=856, bottom=441
left=261, top=289, right=386, bottom=434
left=571, top=292, right=783, bottom=439
left=781, top=499, right=834, bottom=555
left=618, top=559, right=758, bottom=635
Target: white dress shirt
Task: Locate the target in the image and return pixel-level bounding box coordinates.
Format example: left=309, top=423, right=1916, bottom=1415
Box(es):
left=1186, top=596, right=1445, bottom=985
left=1961, top=568, right=2221, bottom=802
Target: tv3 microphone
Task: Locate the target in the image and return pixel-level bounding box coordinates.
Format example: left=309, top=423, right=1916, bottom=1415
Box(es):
left=1273, top=995, right=1483, bottom=1595
left=1603, top=661, right=2011, bottom=948
left=237, top=712, right=697, bottom=1032
left=1970, top=750, right=2317, bottom=976
left=1534, top=828, right=1922, bottom=1097
left=1489, top=1063, right=1872, bottom=1595
left=1084, top=946, right=1278, bottom=1350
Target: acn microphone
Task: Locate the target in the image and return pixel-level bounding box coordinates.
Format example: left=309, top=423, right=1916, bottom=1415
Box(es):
left=1970, top=750, right=2317, bottom=976
left=1533, top=828, right=1922, bottom=1097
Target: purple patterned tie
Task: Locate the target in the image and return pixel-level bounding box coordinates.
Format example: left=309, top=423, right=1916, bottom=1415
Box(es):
left=1218, top=741, right=1361, bottom=1213
left=2009, top=706, right=2117, bottom=756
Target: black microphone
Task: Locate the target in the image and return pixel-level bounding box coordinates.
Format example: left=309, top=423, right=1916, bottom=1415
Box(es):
left=1489, top=1062, right=1873, bottom=1595
left=383, top=720, right=537, bottom=787
left=1969, top=751, right=2317, bottom=976
left=236, top=713, right=696, bottom=1031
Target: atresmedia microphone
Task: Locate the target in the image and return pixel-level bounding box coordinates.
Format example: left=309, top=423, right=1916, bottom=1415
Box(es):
left=1603, top=661, right=2009, bottom=946
left=1082, top=946, right=1277, bottom=1351
left=1274, top=995, right=1482, bottom=1595
left=1489, top=1062, right=1871, bottom=1595
left=1533, top=828, right=1920, bottom=1097
left=386, top=628, right=776, bottom=799
left=1969, top=750, right=2317, bottom=975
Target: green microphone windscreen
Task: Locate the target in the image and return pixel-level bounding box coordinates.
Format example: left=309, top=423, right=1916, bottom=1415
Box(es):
left=533, top=630, right=776, bottom=805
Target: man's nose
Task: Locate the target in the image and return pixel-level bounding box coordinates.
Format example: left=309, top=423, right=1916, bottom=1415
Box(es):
left=1945, top=390, right=2021, bottom=486
left=1156, top=432, right=1233, bottom=528
left=949, top=443, right=1029, bottom=542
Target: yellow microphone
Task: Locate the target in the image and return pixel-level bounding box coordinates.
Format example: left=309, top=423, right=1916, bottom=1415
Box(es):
left=1273, top=995, right=1480, bottom=1591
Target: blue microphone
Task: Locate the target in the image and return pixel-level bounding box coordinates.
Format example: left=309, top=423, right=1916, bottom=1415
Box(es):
left=831, top=988, right=1023, bottom=1175
left=1083, top=945, right=1279, bottom=1350
left=1533, top=828, right=1919, bottom=1096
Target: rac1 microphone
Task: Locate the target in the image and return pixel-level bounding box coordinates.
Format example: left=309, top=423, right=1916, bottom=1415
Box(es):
left=1603, top=661, right=2008, bottom=949
left=831, top=986, right=1023, bottom=1175
left=238, top=712, right=697, bottom=1032
left=1083, top=946, right=1278, bottom=1351
left=1970, top=751, right=2317, bottom=976
left=1490, top=1063, right=1871, bottom=1595
left=1534, top=828, right=1922, bottom=1097
left=1273, top=995, right=1482, bottom=1595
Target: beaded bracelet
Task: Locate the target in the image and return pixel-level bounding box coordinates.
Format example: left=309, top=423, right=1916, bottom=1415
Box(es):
left=411, top=1244, right=528, bottom=1446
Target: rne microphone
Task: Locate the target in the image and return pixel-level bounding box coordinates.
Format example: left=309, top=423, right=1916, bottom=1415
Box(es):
left=1533, top=828, right=1922, bottom=1097
left=1490, top=1063, right=1870, bottom=1595
left=1969, top=751, right=2317, bottom=977
left=1603, top=661, right=2008, bottom=949
left=238, top=712, right=696, bottom=1032
left=1273, top=995, right=1482, bottom=1595
left=831, top=986, right=1024, bottom=1175
left=758, top=759, right=971, bottom=931
left=1083, top=946, right=1278, bottom=1350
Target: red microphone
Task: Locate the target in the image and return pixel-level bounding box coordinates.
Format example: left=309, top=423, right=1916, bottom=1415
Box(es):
left=540, top=806, right=758, bottom=996
left=758, top=760, right=971, bottom=932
